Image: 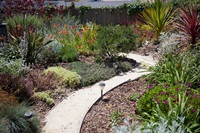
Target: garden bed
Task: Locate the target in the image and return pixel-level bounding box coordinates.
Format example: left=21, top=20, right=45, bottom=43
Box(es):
left=81, top=78, right=147, bottom=133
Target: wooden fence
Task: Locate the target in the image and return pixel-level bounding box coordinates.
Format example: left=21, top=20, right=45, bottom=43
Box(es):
left=71, top=8, right=139, bottom=25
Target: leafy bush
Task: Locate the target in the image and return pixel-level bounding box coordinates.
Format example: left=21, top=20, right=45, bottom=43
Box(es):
left=44, top=66, right=81, bottom=89
left=172, top=0, right=200, bottom=11
left=38, top=40, right=62, bottom=63
left=5, top=14, right=53, bottom=64
left=140, top=93, right=200, bottom=133
left=67, top=62, right=116, bottom=86
left=96, top=25, right=138, bottom=61
left=137, top=84, right=200, bottom=119
left=33, top=92, right=55, bottom=106
left=114, top=93, right=200, bottom=133
left=60, top=45, right=79, bottom=63
left=54, top=21, right=98, bottom=56
left=0, top=58, right=24, bottom=76
left=147, top=51, right=200, bottom=85
left=0, top=102, right=40, bottom=133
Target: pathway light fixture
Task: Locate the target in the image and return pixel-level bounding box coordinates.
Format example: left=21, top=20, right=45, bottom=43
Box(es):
left=99, top=82, right=106, bottom=98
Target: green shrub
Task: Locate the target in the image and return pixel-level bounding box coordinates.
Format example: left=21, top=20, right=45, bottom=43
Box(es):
left=96, top=25, right=138, bottom=61
left=6, top=14, right=53, bottom=64
left=0, top=58, right=23, bottom=76
left=38, top=40, right=62, bottom=63
left=140, top=93, right=200, bottom=133
left=44, top=66, right=81, bottom=89
left=67, top=62, right=116, bottom=86
left=147, top=51, right=200, bottom=86
left=33, top=92, right=55, bottom=106
left=0, top=102, right=40, bottom=133
left=114, top=93, right=200, bottom=133
left=137, top=84, right=200, bottom=118
left=60, top=45, right=79, bottom=63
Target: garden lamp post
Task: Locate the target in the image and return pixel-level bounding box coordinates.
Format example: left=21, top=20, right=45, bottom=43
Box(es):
left=99, top=82, right=106, bottom=98
left=24, top=111, right=34, bottom=119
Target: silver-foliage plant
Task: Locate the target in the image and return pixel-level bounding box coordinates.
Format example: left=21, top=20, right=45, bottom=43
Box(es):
left=142, top=117, right=185, bottom=133
left=158, top=32, right=184, bottom=55
left=112, top=116, right=185, bottom=133
left=112, top=117, right=141, bottom=133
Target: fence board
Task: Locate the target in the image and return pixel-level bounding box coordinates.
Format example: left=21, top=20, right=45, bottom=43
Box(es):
left=71, top=8, right=138, bottom=25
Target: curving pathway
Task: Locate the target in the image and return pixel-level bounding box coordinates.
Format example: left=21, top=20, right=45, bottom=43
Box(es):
left=42, top=53, right=157, bottom=133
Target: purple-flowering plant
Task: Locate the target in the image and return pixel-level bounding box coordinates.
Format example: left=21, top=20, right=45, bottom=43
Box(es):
left=160, top=91, right=165, bottom=95
left=193, top=94, right=199, bottom=99
left=148, top=84, right=154, bottom=89
left=186, top=90, right=190, bottom=95
left=191, top=109, right=196, bottom=113
left=165, top=84, right=169, bottom=88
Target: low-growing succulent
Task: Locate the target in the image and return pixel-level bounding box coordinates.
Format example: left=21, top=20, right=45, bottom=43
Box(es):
left=33, top=92, right=55, bottom=106
left=44, top=66, right=81, bottom=89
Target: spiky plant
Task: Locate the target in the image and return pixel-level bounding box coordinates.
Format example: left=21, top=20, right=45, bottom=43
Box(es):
left=140, top=0, right=175, bottom=42
left=176, top=5, right=200, bottom=45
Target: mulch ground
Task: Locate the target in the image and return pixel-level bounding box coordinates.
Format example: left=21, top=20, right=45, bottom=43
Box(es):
left=80, top=78, right=148, bottom=133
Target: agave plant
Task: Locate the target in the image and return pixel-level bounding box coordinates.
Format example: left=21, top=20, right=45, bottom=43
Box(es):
left=176, top=5, right=200, bottom=45
left=140, top=0, right=175, bottom=42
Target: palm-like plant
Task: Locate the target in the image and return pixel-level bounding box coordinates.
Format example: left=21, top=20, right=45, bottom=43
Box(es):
left=177, top=5, right=200, bottom=44
left=140, top=0, right=175, bottom=42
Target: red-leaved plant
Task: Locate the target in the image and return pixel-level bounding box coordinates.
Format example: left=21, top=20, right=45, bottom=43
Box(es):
left=3, top=0, right=64, bottom=19
left=177, top=5, right=200, bottom=44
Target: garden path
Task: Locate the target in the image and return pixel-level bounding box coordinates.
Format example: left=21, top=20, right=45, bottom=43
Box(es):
left=42, top=53, right=157, bottom=133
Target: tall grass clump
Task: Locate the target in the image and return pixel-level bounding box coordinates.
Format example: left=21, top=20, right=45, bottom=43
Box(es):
left=0, top=102, right=40, bottom=133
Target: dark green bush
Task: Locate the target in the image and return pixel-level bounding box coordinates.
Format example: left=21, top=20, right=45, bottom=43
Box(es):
left=96, top=25, right=138, bottom=61
left=67, top=62, right=116, bottom=86
left=0, top=103, right=40, bottom=133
